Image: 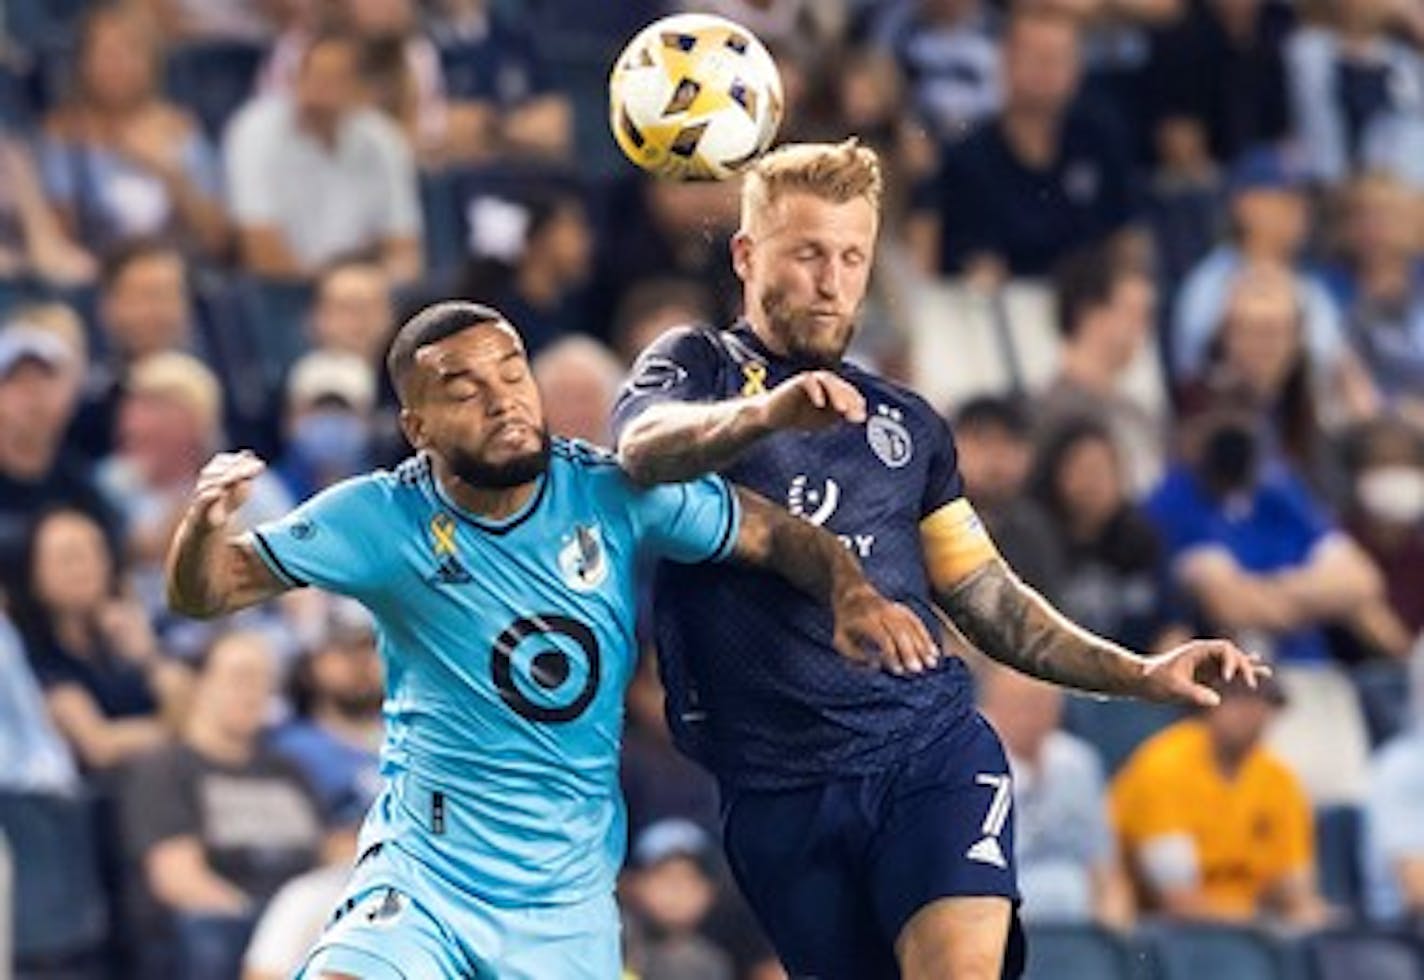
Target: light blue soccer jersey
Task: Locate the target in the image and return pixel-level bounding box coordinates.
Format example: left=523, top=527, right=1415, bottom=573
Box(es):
left=251, top=439, right=740, bottom=907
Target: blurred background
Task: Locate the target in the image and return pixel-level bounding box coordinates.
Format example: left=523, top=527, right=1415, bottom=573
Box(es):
left=0, top=0, right=1422, bottom=978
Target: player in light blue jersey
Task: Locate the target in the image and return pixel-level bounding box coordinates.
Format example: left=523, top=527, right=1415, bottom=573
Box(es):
left=164, top=301, right=936, bottom=979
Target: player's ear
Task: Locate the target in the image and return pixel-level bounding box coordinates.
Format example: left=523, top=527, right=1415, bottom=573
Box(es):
left=399, top=407, right=428, bottom=451
left=731, top=230, right=753, bottom=282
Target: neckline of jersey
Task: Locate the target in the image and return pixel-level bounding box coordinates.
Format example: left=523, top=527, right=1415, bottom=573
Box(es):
left=727, top=319, right=849, bottom=374
left=425, top=456, right=551, bottom=535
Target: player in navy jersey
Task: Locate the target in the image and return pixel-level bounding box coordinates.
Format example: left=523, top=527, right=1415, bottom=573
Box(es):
left=613, top=140, right=1267, bottom=980
left=164, top=300, right=936, bottom=979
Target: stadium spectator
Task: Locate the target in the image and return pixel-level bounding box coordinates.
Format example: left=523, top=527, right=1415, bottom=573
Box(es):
left=1146, top=0, right=1295, bottom=167
left=621, top=651, right=720, bottom=840
left=0, top=136, right=97, bottom=286
left=1362, top=651, right=1424, bottom=928
left=458, top=188, right=596, bottom=356
left=1286, top=0, right=1424, bottom=185
left=622, top=819, right=736, bottom=980
left=532, top=335, right=624, bottom=445
left=275, top=350, right=378, bottom=500
left=611, top=277, right=717, bottom=366
left=978, top=664, right=1133, bottom=928
left=225, top=31, right=424, bottom=284
left=1325, top=172, right=1424, bottom=418
left=428, top=0, right=574, bottom=162
left=70, top=241, right=201, bottom=458
left=98, top=352, right=292, bottom=619
left=1036, top=246, right=1165, bottom=493
left=953, top=395, right=1067, bottom=599
left=39, top=3, right=227, bottom=258
left=909, top=5, right=1142, bottom=279
left=0, top=610, right=81, bottom=795
left=1032, top=419, right=1183, bottom=653
left=0, top=320, right=115, bottom=588
left=309, top=257, right=396, bottom=365
left=1342, top=418, right=1424, bottom=640
left=268, top=600, right=382, bottom=830
left=240, top=858, right=353, bottom=980
left=1173, top=151, right=1379, bottom=420
left=1145, top=401, right=1404, bottom=801
left=10, top=508, right=189, bottom=772
left=869, top=0, right=1002, bottom=145
left=121, top=630, right=328, bottom=980
left=1112, top=672, right=1330, bottom=924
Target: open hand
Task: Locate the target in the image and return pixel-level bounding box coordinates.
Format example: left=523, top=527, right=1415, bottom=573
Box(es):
left=1137, top=639, right=1271, bottom=708
left=832, top=585, right=940, bottom=676
left=191, top=451, right=265, bottom=529
left=756, top=371, right=867, bottom=433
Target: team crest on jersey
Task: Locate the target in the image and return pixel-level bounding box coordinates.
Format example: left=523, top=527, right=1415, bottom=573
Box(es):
left=867, top=404, right=913, bottom=469
left=558, top=523, right=608, bottom=592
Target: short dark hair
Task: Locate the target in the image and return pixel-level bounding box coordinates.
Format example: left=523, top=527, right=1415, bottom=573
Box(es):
left=1053, top=246, right=1133, bottom=340
left=386, top=300, right=506, bottom=402
left=953, top=395, right=1031, bottom=439
left=99, top=237, right=184, bottom=293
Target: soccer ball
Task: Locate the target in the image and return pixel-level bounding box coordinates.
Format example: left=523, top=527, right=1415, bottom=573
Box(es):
left=609, top=13, right=784, bottom=181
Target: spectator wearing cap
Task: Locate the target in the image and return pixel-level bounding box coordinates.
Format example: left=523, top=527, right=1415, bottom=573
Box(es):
left=39, top=3, right=227, bottom=258
left=1144, top=400, right=1406, bottom=803
left=98, top=352, right=291, bottom=619
left=1286, top=0, right=1424, bottom=185
left=121, top=630, right=330, bottom=980
left=623, top=819, right=735, bottom=980
left=0, top=320, right=116, bottom=587
left=1111, top=671, right=1330, bottom=925
left=953, top=396, right=1067, bottom=601
left=909, top=5, right=1143, bottom=280
left=275, top=350, right=378, bottom=501
left=1172, top=147, right=1377, bottom=421
left=532, top=336, right=623, bottom=445
left=1035, top=245, right=1165, bottom=494
left=1362, top=651, right=1424, bottom=929
left=458, top=188, right=596, bottom=358
left=978, top=663, right=1134, bottom=928
left=225, top=31, right=423, bottom=285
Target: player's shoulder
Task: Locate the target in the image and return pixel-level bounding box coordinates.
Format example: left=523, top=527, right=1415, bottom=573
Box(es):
left=843, top=363, right=943, bottom=423
left=550, top=436, right=622, bottom=473
left=302, top=456, right=431, bottom=516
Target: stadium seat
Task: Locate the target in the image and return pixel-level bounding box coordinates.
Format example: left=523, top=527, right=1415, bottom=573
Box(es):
left=1315, top=805, right=1364, bottom=913
left=1022, top=923, right=1136, bottom=980
left=1144, top=922, right=1287, bottom=980
left=164, top=40, right=266, bottom=142
left=4, top=0, right=89, bottom=53
left=1304, top=929, right=1424, bottom=980
left=0, top=792, right=108, bottom=971
left=1063, top=694, right=1186, bottom=775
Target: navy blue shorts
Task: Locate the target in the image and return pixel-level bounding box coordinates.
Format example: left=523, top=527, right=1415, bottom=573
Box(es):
left=721, top=714, right=1026, bottom=980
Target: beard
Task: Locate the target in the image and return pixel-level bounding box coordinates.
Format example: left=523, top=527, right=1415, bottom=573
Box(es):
left=330, top=687, right=384, bottom=720
left=759, top=285, right=856, bottom=366
left=446, top=426, right=552, bottom=489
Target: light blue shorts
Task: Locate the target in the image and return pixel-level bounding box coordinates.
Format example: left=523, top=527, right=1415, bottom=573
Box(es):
left=295, top=843, right=621, bottom=979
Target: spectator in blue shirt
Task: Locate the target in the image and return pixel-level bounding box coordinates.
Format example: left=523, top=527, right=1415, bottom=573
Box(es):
left=909, top=5, right=1142, bottom=279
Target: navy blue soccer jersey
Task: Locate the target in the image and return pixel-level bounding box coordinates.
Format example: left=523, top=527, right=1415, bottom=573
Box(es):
left=612, top=322, right=983, bottom=791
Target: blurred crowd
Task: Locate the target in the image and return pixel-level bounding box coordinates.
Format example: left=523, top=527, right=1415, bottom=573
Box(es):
left=0, top=0, right=1423, bottom=978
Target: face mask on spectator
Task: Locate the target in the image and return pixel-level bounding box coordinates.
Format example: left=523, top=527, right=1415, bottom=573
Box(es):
left=1357, top=465, right=1424, bottom=525
left=293, top=410, right=369, bottom=474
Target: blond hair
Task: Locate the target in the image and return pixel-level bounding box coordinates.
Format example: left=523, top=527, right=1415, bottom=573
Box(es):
left=740, top=139, right=883, bottom=232
left=128, top=351, right=223, bottom=440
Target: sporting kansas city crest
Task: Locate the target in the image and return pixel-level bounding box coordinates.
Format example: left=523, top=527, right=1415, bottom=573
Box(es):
left=558, top=523, right=608, bottom=592
left=867, top=403, right=913, bottom=469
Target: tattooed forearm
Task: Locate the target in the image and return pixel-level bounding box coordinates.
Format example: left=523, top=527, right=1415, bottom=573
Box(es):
left=732, top=487, right=867, bottom=605
left=618, top=401, right=772, bottom=485
left=939, top=559, right=1146, bottom=695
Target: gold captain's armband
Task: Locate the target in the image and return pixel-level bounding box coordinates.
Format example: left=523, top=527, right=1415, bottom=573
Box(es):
left=920, top=498, right=999, bottom=588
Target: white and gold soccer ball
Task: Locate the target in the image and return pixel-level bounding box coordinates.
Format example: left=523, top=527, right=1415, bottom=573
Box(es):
left=609, top=13, right=784, bottom=181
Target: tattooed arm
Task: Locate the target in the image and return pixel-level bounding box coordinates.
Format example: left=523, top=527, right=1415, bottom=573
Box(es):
left=618, top=370, right=867, bottom=485
left=922, top=502, right=1263, bottom=706
left=166, top=451, right=289, bottom=619
left=732, top=487, right=937, bottom=674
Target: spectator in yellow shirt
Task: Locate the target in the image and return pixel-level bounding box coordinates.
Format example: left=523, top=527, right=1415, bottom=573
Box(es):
left=1111, top=673, right=1330, bottom=926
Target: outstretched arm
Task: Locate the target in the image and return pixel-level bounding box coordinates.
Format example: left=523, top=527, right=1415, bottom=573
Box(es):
left=165, top=451, right=289, bottom=619
left=732, top=487, right=937, bottom=674
left=618, top=370, right=866, bottom=485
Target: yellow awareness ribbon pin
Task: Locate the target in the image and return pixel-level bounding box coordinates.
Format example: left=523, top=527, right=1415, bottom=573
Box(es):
left=430, top=513, right=457, bottom=555
left=741, top=362, right=767, bottom=397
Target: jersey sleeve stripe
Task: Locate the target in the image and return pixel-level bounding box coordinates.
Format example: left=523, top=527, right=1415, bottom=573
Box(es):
left=708, top=477, right=741, bottom=563
left=250, top=529, right=309, bottom=588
